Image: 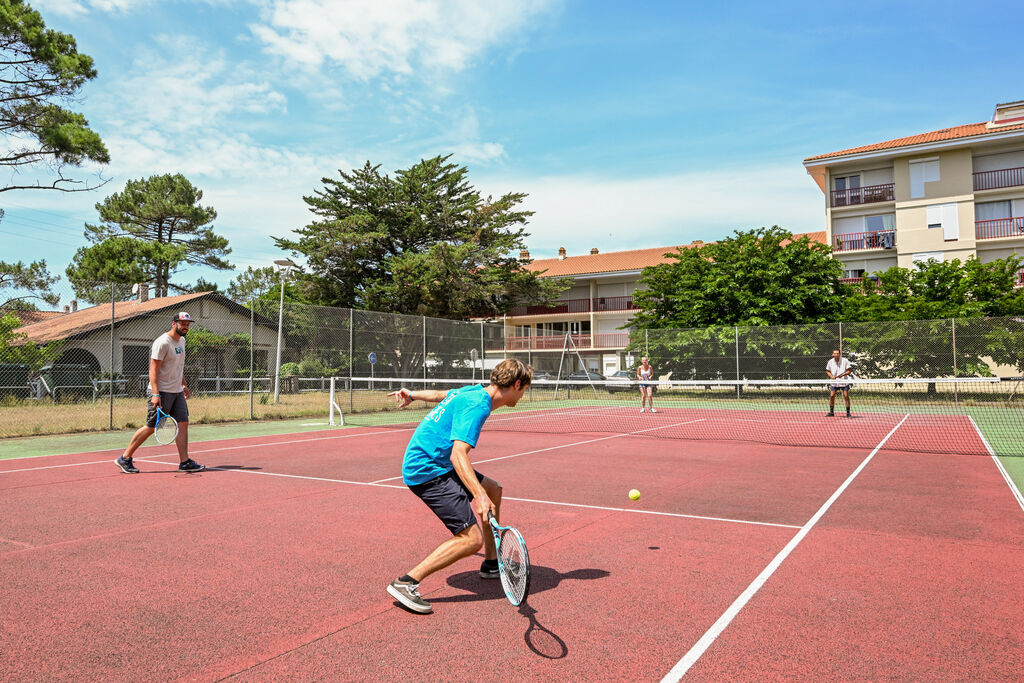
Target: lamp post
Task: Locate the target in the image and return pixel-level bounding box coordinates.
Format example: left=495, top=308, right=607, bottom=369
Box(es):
left=273, top=258, right=297, bottom=403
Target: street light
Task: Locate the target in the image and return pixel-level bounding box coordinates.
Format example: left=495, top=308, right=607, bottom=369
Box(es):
left=273, top=258, right=298, bottom=403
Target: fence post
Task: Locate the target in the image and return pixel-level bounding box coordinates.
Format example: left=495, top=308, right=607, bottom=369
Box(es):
left=838, top=321, right=843, bottom=355
left=348, top=308, right=354, bottom=413
left=249, top=302, right=255, bottom=419
left=422, top=315, right=427, bottom=380
left=645, top=328, right=649, bottom=357
left=109, top=283, right=115, bottom=430
left=479, top=321, right=485, bottom=380
left=735, top=326, right=741, bottom=398
left=951, top=318, right=958, bottom=377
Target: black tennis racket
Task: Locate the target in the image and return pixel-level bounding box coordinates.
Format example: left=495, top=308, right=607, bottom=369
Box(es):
left=487, top=511, right=531, bottom=606
left=154, top=406, right=178, bottom=445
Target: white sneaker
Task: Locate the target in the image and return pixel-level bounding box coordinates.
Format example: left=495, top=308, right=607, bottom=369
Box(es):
left=650, top=408, right=657, bottom=413
left=640, top=408, right=646, bottom=413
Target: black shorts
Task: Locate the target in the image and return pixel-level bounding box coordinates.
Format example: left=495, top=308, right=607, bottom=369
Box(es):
left=145, top=391, right=188, bottom=428
left=830, top=384, right=852, bottom=392
left=409, top=469, right=486, bottom=536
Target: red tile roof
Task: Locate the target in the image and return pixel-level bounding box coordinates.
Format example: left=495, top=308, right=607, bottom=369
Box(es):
left=804, top=121, right=1024, bottom=162
left=525, top=231, right=827, bottom=277
left=14, top=292, right=214, bottom=344
left=0, top=309, right=64, bottom=326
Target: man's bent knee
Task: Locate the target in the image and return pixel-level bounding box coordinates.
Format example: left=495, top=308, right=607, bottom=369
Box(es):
left=457, top=524, right=484, bottom=555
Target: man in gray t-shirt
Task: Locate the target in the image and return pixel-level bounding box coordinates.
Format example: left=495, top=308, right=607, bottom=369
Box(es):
left=115, top=312, right=205, bottom=474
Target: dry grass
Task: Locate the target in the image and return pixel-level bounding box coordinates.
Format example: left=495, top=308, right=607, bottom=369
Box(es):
left=0, top=392, right=331, bottom=438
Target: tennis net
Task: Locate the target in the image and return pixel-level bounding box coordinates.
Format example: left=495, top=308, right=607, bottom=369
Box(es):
left=330, top=376, right=1024, bottom=457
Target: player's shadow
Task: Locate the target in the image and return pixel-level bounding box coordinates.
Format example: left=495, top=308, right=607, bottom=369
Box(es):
left=210, top=465, right=263, bottom=471
left=436, top=564, right=609, bottom=603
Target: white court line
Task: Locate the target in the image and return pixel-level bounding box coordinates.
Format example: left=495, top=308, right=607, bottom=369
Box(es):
left=968, top=416, right=1024, bottom=515
left=368, top=418, right=707, bottom=484
left=134, top=456, right=796, bottom=529
left=660, top=413, right=910, bottom=683
left=0, top=458, right=123, bottom=475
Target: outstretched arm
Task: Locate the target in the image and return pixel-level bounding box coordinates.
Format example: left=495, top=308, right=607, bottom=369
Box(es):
left=388, top=387, right=450, bottom=408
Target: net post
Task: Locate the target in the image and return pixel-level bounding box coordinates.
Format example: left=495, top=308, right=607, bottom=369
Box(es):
left=329, top=376, right=343, bottom=425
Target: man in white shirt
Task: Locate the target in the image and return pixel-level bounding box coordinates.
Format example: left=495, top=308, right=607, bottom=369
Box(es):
left=825, top=349, right=853, bottom=418
left=115, top=312, right=205, bottom=474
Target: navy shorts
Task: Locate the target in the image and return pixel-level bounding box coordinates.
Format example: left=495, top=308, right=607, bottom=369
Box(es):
left=409, top=469, right=487, bottom=535
left=145, top=391, right=188, bottom=428
left=829, top=384, right=851, bottom=392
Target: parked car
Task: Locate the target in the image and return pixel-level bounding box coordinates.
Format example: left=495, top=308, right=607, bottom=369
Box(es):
left=567, top=371, right=606, bottom=381
left=531, top=370, right=550, bottom=381
left=606, top=370, right=635, bottom=392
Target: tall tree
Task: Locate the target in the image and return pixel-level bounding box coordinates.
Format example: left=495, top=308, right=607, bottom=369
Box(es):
left=631, top=227, right=844, bottom=329
left=275, top=155, right=568, bottom=318
left=227, top=265, right=279, bottom=302
left=66, top=173, right=230, bottom=299
left=0, top=258, right=58, bottom=308
left=0, top=0, right=109, bottom=192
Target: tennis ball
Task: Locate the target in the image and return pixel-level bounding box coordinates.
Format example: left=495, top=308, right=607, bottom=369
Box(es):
left=628, top=489, right=641, bottom=501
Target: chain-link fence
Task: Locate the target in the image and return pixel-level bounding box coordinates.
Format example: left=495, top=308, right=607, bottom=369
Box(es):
left=629, top=317, right=1024, bottom=381
left=2, top=278, right=1022, bottom=438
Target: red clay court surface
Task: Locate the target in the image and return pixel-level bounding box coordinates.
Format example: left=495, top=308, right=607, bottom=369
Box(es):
left=1, top=413, right=1023, bottom=681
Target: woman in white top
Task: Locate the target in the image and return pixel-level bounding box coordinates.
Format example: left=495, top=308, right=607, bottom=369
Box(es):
left=636, top=357, right=656, bottom=413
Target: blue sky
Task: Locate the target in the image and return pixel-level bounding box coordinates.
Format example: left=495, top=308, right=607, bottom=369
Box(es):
left=3, top=0, right=1022, bottom=290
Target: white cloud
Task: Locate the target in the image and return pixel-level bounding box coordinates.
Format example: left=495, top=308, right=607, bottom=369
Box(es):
left=250, top=0, right=556, bottom=79
left=34, top=0, right=155, bottom=16
left=108, top=35, right=287, bottom=134
left=479, top=165, right=825, bottom=258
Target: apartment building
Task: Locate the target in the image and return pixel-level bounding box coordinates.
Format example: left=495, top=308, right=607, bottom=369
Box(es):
left=803, top=100, right=1024, bottom=284
left=495, top=234, right=825, bottom=376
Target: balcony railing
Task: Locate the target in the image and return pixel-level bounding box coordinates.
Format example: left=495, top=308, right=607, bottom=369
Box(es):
left=487, top=332, right=631, bottom=352
left=506, top=295, right=638, bottom=317
left=1017, top=269, right=1024, bottom=288
left=833, top=230, right=896, bottom=253
left=830, top=183, right=895, bottom=207
left=975, top=216, right=1024, bottom=240
left=839, top=277, right=864, bottom=285
left=973, top=166, right=1024, bottom=191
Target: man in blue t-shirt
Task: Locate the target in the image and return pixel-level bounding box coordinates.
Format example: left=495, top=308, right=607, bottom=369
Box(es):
left=386, top=359, right=533, bottom=614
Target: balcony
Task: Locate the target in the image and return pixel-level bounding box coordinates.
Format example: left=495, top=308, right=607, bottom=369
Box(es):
left=488, top=332, right=631, bottom=352
left=839, top=277, right=864, bottom=285
left=833, top=230, right=896, bottom=253
left=973, top=166, right=1024, bottom=191
left=506, top=295, right=638, bottom=317
left=975, top=216, right=1024, bottom=240
left=830, top=183, right=894, bottom=208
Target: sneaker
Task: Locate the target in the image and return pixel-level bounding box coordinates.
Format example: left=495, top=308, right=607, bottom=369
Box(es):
left=115, top=456, right=139, bottom=474
left=480, top=559, right=500, bottom=579
left=650, top=408, right=657, bottom=413
left=640, top=408, right=646, bottom=413
left=178, top=459, right=205, bottom=473
left=387, top=578, right=432, bottom=613
left=846, top=412, right=852, bottom=418
left=825, top=411, right=834, bottom=417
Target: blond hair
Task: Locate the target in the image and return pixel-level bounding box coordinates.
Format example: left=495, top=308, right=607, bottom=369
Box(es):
left=490, top=358, right=533, bottom=388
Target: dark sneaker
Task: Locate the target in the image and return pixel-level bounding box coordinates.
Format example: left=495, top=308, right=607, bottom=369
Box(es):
left=480, top=559, right=500, bottom=579
left=825, top=411, right=834, bottom=417
left=115, top=456, right=139, bottom=474
left=178, top=459, right=205, bottom=472
left=387, top=578, right=432, bottom=613
left=846, top=412, right=852, bottom=418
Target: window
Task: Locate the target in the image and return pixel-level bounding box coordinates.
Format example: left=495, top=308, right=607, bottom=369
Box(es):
left=834, top=174, right=860, bottom=191
left=975, top=201, right=1011, bottom=221
left=925, top=203, right=959, bottom=240
left=865, top=214, right=894, bottom=232
left=843, top=269, right=865, bottom=279
left=912, top=252, right=944, bottom=268
left=909, top=157, right=940, bottom=198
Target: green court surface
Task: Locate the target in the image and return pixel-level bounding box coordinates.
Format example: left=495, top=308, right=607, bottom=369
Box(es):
left=0, top=418, right=343, bottom=460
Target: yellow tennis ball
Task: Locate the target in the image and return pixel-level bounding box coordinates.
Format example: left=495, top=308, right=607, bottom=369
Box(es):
left=628, top=489, right=641, bottom=501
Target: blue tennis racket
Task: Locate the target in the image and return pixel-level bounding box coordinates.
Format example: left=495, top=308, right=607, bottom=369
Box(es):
left=153, top=405, right=179, bottom=445
left=487, top=512, right=531, bottom=606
